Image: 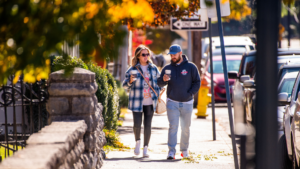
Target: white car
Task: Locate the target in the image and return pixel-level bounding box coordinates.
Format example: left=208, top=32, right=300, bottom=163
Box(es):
left=202, top=36, right=255, bottom=57
left=281, top=71, right=300, bottom=168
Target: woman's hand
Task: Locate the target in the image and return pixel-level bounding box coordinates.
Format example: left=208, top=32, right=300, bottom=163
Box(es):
left=129, top=75, right=136, bottom=84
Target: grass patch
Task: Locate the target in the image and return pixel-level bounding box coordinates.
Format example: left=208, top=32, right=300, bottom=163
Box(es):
left=0, top=145, right=23, bottom=160
left=103, top=129, right=130, bottom=154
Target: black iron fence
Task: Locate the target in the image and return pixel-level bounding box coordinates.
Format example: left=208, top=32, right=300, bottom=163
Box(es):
left=0, top=76, right=48, bottom=162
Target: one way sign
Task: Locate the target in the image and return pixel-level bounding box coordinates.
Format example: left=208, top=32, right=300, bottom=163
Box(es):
left=170, top=9, right=209, bottom=31
left=171, top=19, right=208, bottom=31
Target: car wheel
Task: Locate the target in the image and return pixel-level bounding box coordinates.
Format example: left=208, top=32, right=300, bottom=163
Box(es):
left=279, top=134, right=292, bottom=169
left=292, top=139, right=299, bottom=169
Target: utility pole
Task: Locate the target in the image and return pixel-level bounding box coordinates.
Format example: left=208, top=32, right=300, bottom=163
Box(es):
left=288, top=4, right=291, bottom=47
left=255, top=0, right=280, bottom=168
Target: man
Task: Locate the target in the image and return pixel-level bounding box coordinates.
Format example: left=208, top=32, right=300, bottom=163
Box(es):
left=158, top=44, right=201, bottom=159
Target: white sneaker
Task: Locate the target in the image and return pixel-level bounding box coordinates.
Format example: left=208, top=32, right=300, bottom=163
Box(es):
left=134, top=140, right=140, bottom=155
left=143, top=146, right=149, bottom=158
left=167, top=151, right=175, bottom=159
left=181, top=151, right=189, bottom=158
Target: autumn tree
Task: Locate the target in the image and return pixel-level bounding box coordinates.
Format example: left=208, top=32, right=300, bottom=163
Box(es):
left=0, top=0, right=252, bottom=84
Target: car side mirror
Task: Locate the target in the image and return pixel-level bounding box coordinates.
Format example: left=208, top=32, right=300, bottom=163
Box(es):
left=243, top=80, right=255, bottom=88
left=240, top=75, right=250, bottom=83
left=279, top=92, right=290, bottom=105
left=228, top=71, right=238, bottom=79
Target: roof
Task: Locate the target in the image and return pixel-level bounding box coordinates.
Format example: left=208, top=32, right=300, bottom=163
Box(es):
left=204, top=36, right=255, bottom=46
left=280, top=62, right=300, bottom=69
left=282, top=71, right=299, bottom=79
left=212, top=47, right=246, bottom=55
left=244, top=49, right=300, bottom=57
left=211, top=55, right=243, bottom=61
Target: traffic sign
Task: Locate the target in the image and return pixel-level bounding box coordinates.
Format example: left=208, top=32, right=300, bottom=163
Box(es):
left=170, top=9, right=209, bottom=31
left=171, top=19, right=208, bottom=31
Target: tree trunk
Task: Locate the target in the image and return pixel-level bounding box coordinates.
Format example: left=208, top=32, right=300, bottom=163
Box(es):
left=192, top=31, right=202, bottom=108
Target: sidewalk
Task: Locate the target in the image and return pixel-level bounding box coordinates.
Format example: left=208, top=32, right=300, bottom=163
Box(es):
left=102, top=108, right=235, bottom=169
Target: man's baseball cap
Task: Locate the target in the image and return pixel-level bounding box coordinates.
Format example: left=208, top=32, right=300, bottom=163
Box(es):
left=168, top=44, right=182, bottom=55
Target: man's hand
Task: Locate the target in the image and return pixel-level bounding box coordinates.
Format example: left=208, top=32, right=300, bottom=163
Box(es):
left=129, top=75, right=136, bottom=84
left=163, top=74, right=170, bottom=82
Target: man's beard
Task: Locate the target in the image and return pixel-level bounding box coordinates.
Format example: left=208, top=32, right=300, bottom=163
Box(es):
left=171, top=57, right=181, bottom=64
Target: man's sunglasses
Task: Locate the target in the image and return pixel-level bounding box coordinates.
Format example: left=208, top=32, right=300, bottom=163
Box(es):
left=141, top=53, right=150, bottom=57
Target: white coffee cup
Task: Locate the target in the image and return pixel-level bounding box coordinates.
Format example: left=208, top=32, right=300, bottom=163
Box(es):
left=131, top=70, right=138, bottom=81
left=165, top=70, right=171, bottom=80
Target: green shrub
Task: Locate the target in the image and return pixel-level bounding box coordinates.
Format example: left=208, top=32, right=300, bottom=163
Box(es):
left=52, top=56, right=88, bottom=73
left=86, top=63, right=109, bottom=129
left=51, top=56, right=120, bottom=131
left=106, top=71, right=119, bottom=130
left=116, top=80, right=128, bottom=108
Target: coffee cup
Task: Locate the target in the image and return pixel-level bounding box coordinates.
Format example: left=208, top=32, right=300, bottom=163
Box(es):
left=165, top=70, right=171, bottom=80
left=131, top=70, right=138, bottom=81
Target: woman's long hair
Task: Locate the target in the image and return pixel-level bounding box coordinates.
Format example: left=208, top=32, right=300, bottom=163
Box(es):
left=132, top=45, right=152, bottom=66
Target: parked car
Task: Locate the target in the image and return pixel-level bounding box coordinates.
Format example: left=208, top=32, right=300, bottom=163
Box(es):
left=279, top=63, right=300, bottom=82
left=245, top=72, right=298, bottom=168
left=201, top=55, right=242, bottom=102
left=281, top=71, right=300, bottom=168
left=212, top=47, right=247, bottom=57
left=229, top=50, right=300, bottom=129
left=202, top=36, right=255, bottom=62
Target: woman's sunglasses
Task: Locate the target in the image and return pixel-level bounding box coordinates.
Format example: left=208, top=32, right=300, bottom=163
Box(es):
left=141, top=53, right=150, bottom=57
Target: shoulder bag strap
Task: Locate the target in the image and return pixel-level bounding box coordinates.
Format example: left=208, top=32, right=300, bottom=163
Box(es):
left=135, top=66, right=158, bottom=97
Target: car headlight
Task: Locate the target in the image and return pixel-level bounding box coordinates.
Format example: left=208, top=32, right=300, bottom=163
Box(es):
left=278, top=118, right=283, bottom=131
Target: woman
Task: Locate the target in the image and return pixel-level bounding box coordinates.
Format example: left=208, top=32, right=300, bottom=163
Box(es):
left=122, top=45, right=161, bottom=157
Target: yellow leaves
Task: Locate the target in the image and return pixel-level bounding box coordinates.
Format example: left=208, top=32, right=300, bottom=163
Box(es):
left=85, top=2, right=99, bottom=19
left=168, top=0, right=189, bottom=8
left=283, top=0, right=295, bottom=5
left=22, top=63, right=50, bottom=83
left=55, top=0, right=62, bottom=6
left=24, top=17, right=29, bottom=24
left=13, top=71, right=22, bottom=84
left=224, top=0, right=251, bottom=21
left=108, top=0, right=154, bottom=24
left=221, top=0, right=229, bottom=3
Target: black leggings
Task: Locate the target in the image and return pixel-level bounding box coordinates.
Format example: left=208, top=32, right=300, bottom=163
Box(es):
left=133, top=105, right=154, bottom=147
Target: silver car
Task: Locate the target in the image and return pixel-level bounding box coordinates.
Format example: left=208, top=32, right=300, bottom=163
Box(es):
left=281, top=72, right=300, bottom=168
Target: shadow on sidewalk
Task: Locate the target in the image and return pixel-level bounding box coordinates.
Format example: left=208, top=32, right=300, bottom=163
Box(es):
left=118, top=126, right=169, bottom=135
left=105, top=157, right=181, bottom=163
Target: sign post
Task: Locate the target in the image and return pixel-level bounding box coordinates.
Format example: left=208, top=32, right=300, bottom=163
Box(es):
left=208, top=18, right=216, bottom=141
left=214, top=0, right=239, bottom=169
left=170, top=9, right=209, bottom=31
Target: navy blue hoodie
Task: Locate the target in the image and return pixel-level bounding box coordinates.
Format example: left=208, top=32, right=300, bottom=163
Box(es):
left=157, top=55, right=201, bottom=102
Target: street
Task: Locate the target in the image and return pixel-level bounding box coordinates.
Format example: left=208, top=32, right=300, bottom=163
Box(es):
left=103, top=104, right=237, bottom=169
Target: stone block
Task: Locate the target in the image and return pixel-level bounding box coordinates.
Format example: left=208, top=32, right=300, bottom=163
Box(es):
left=59, top=141, right=85, bottom=169
left=79, top=152, right=98, bottom=169
left=72, top=97, right=95, bottom=114
left=50, top=114, right=97, bottom=132
left=98, top=131, right=107, bottom=148
left=46, top=97, right=69, bottom=115
left=84, top=132, right=97, bottom=152
left=50, top=68, right=95, bottom=83
left=27, top=121, right=87, bottom=151
left=0, top=144, right=66, bottom=169
left=48, top=82, right=98, bottom=96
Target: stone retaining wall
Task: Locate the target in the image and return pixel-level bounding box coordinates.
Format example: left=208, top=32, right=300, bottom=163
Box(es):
left=0, top=68, right=107, bottom=169
left=0, top=121, right=87, bottom=169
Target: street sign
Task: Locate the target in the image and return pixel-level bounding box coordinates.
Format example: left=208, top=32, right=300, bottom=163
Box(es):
left=170, top=9, right=209, bottom=31
left=171, top=19, right=208, bottom=31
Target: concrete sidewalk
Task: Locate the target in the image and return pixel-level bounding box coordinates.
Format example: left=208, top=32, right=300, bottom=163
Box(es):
left=102, top=109, right=235, bottom=169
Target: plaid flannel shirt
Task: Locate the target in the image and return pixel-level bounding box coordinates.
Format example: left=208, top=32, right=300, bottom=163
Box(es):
left=122, top=62, right=161, bottom=112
